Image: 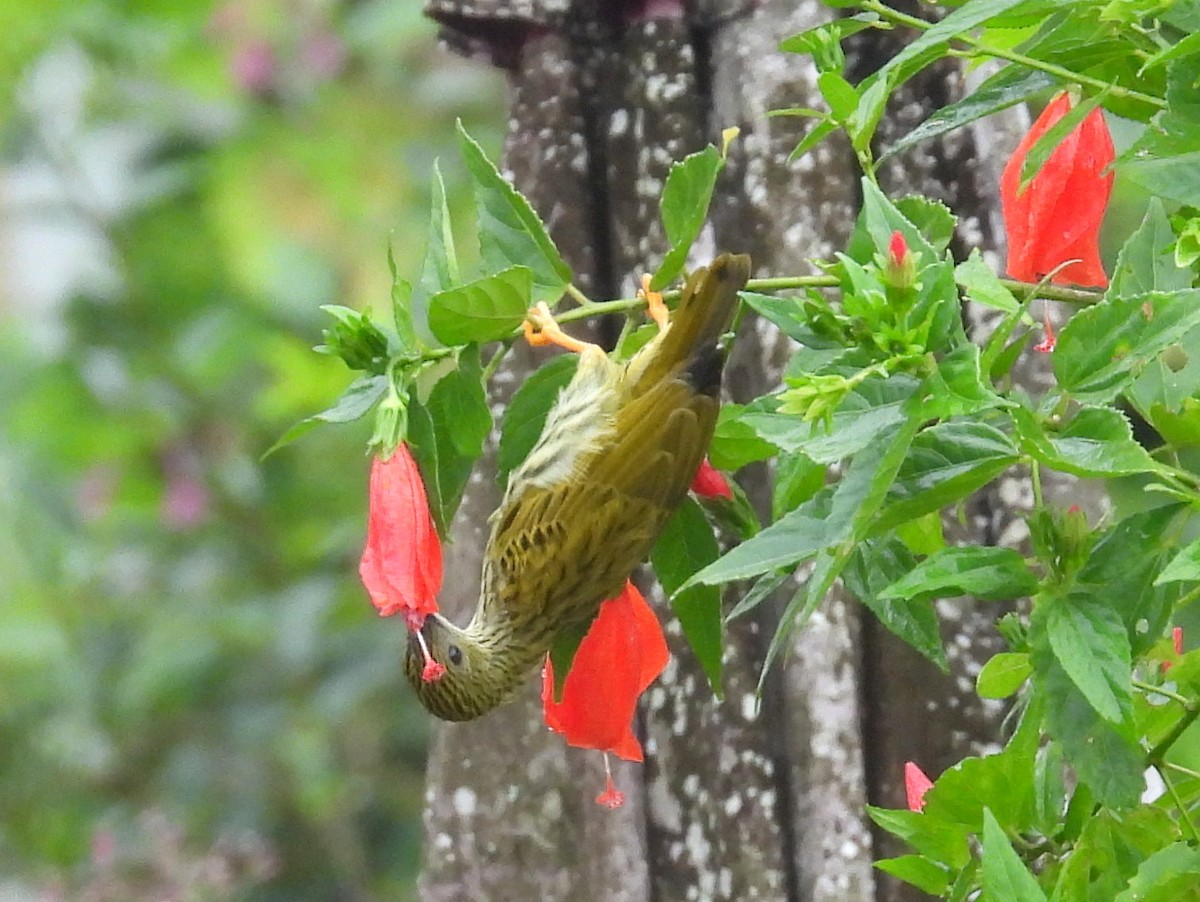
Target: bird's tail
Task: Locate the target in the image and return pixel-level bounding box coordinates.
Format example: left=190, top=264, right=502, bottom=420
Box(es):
left=634, top=253, right=751, bottom=395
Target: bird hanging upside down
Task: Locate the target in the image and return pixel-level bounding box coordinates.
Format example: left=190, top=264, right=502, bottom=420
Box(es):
left=404, top=253, right=752, bottom=721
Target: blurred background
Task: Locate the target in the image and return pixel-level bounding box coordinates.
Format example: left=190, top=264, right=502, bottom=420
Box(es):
left=0, top=1, right=503, bottom=898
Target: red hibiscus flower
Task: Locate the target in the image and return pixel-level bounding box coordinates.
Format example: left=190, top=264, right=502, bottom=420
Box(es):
left=359, top=445, right=445, bottom=679
left=542, top=580, right=670, bottom=807
left=691, top=458, right=733, bottom=500
left=1001, top=93, right=1114, bottom=288
left=904, top=761, right=934, bottom=812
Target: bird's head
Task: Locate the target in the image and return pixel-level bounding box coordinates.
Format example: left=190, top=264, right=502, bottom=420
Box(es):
left=403, top=613, right=529, bottom=721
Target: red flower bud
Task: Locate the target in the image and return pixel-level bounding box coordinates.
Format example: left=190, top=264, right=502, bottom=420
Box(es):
left=1001, top=93, right=1114, bottom=288
left=691, top=458, right=733, bottom=500
left=904, top=761, right=934, bottom=812
left=543, top=580, right=669, bottom=806
left=359, top=445, right=443, bottom=621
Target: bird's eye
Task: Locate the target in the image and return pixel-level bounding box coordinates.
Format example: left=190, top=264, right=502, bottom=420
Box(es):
left=447, top=644, right=463, bottom=666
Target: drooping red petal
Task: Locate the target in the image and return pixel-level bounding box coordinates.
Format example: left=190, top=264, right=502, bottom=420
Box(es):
left=542, top=581, right=669, bottom=762
left=691, top=458, right=733, bottom=500
left=1000, top=93, right=1114, bottom=288
left=359, top=446, right=443, bottom=620
left=904, top=761, right=934, bottom=812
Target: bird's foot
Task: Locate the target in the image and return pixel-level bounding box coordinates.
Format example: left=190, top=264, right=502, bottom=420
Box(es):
left=523, top=301, right=595, bottom=354
left=637, top=274, right=669, bottom=331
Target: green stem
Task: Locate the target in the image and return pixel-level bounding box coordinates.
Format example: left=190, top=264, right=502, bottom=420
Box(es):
left=1161, top=768, right=1200, bottom=843
left=482, top=339, right=515, bottom=381
left=1133, top=678, right=1194, bottom=709
left=564, top=282, right=593, bottom=306
left=863, top=0, right=1166, bottom=110
left=999, top=280, right=1102, bottom=306
left=1164, top=760, right=1200, bottom=781
left=746, top=275, right=839, bottom=292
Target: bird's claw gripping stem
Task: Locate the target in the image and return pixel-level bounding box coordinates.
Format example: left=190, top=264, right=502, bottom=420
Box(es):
left=523, top=302, right=595, bottom=354
left=638, top=274, right=669, bottom=331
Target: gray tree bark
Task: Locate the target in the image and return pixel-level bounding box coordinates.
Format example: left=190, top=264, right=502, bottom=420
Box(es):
left=416, top=2, right=1055, bottom=900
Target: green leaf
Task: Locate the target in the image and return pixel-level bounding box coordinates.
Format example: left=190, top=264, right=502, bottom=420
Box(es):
left=398, top=162, right=461, bottom=346
left=1054, top=290, right=1200, bottom=402
left=457, top=122, right=571, bottom=303
left=920, top=343, right=1008, bottom=420
left=1030, top=629, right=1144, bottom=809
left=982, top=808, right=1048, bottom=902
left=738, top=291, right=825, bottom=344
left=788, top=117, right=839, bottom=162
left=1108, top=198, right=1194, bottom=298
left=874, top=422, right=1020, bottom=533
left=977, top=652, right=1032, bottom=699
left=885, top=66, right=1056, bottom=163
left=652, top=498, right=722, bottom=695
left=547, top=617, right=590, bottom=703
left=867, top=807, right=971, bottom=869
left=1114, top=843, right=1200, bottom=902
left=818, top=70, right=860, bottom=121
left=955, top=248, right=1020, bottom=314
left=874, top=855, right=951, bottom=895
left=772, top=450, right=826, bottom=519
left=845, top=538, right=947, bottom=671
left=497, top=354, right=577, bottom=483
left=1041, top=595, right=1132, bottom=726
left=879, top=546, right=1037, bottom=603
left=651, top=145, right=724, bottom=290
left=1155, top=537, right=1200, bottom=585
left=1075, top=505, right=1182, bottom=655
left=742, top=375, right=921, bottom=464
left=427, top=266, right=533, bottom=346
left=709, top=403, right=781, bottom=471
left=263, top=374, right=387, bottom=458
left=1014, top=405, right=1161, bottom=478
left=1019, top=91, right=1108, bottom=187
left=681, top=490, right=832, bottom=589
left=406, top=350, right=489, bottom=537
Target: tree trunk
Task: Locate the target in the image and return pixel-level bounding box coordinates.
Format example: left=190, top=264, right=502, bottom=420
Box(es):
left=416, top=2, right=1053, bottom=899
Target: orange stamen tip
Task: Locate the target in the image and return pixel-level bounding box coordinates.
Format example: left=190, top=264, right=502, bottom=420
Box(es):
left=595, top=774, right=625, bottom=809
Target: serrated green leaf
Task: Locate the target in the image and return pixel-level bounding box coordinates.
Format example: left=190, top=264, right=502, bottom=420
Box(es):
left=867, top=807, right=972, bottom=869
left=681, top=489, right=832, bottom=589
left=263, top=374, right=388, bottom=458
left=1030, top=630, right=1144, bottom=809
left=982, top=808, right=1048, bottom=902
left=920, top=344, right=1008, bottom=420
left=457, top=122, right=571, bottom=303
left=1014, top=405, right=1161, bottom=478
left=652, top=498, right=722, bottom=695
left=651, top=145, right=724, bottom=290
left=846, top=538, right=947, bottom=671
left=547, top=618, right=590, bottom=703
left=1054, top=290, right=1200, bottom=402
left=1042, top=596, right=1132, bottom=726
left=1108, top=198, right=1194, bottom=298
left=874, top=422, right=1020, bottom=533
left=977, top=652, right=1033, bottom=699
left=880, top=546, right=1037, bottom=604
left=427, top=266, right=532, bottom=346
left=497, top=354, right=577, bottom=483
left=742, top=375, right=921, bottom=464
left=772, top=450, right=826, bottom=519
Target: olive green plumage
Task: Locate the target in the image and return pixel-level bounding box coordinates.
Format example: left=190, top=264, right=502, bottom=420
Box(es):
left=405, top=253, right=751, bottom=721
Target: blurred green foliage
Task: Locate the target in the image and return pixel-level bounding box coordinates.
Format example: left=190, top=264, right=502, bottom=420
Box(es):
left=0, top=1, right=504, bottom=898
